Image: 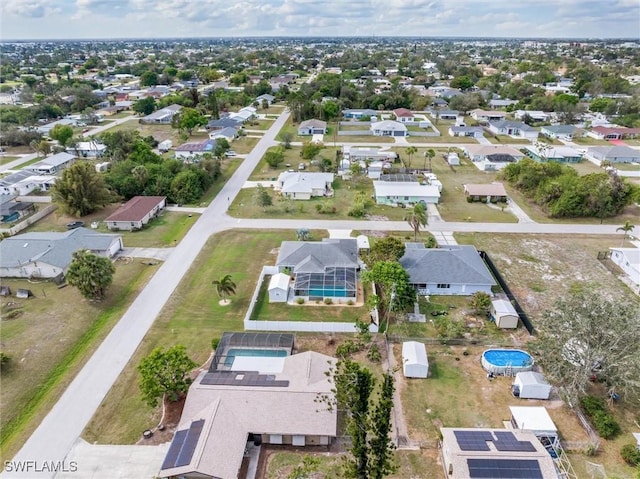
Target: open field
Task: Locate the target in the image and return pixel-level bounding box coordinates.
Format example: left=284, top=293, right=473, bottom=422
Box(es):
left=454, top=233, right=638, bottom=320
left=23, top=207, right=199, bottom=248
left=82, top=229, right=328, bottom=445
left=0, top=261, right=159, bottom=461
left=337, top=134, right=394, bottom=143
left=248, top=145, right=341, bottom=181
left=230, top=136, right=260, bottom=154
left=244, top=119, right=274, bottom=131
left=109, top=121, right=209, bottom=145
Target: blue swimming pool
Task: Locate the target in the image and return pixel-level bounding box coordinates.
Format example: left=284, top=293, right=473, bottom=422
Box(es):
left=482, top=349, right=534, bottom=376
left=224, top=348, right=288, bottom=366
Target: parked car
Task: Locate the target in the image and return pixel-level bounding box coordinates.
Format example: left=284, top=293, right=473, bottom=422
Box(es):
left=66, top=221, right=85, bottom=230
left=224, top=150, right=237, bottom=157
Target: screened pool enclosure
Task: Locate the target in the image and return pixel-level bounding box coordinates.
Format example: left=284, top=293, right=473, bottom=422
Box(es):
left=293, top=267, right=357, bottom=300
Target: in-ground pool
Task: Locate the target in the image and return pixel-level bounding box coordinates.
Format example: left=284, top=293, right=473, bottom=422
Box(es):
left=224, top=348, right=288, bottom=366
left=482, top=349, right=534, bottom=376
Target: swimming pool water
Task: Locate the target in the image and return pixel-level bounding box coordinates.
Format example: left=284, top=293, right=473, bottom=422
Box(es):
left=224, top=348, right=288, bottom=366
left=483, top=349, right=533, bottom=367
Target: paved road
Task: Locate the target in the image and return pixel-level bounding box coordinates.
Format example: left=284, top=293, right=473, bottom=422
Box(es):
left=3, top=110, right=290, bottom=479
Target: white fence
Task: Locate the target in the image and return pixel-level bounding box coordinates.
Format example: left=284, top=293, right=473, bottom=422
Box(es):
left=243, top=265, right=378, bottom=333
left=1, top=204, right=57, bottom=236
left=16, top=195, right=53, bottom=203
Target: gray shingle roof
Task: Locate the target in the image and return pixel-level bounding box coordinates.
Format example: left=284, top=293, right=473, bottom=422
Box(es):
left=0, top=227, right=120, bottom=269
left=399, top=244, right=496, bottom=286
left=276, top=238, right=358, bottom=273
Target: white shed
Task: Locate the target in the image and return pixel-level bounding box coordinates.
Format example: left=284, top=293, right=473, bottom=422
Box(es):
left=402, top=341, right=428, bottom=378
left=158, top=140, right=173, bottom=152
left=447, top=153, right=460, bottom=166
left=512, top=371, right=552, bottom=400
left=268, top=273, right=290, bottom=303
left=509, top=406, right=558, bottom=446
left=491, top=299, right=519, bottom=329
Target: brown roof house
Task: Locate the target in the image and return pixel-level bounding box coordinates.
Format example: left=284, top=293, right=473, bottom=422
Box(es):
left=105, top=196, right=166, bottom=231
left=464, top=183, right=508, bottom=203
left=158, top=332, right=337, bottom=479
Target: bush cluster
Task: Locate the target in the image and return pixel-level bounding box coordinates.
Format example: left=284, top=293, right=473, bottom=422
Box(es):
left=580, top=395, right=621, bottom=439
left=620, top=444, right=640, bottom=466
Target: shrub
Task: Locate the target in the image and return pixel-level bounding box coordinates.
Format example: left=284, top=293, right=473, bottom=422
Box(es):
left=296, top=297, right=305, bottom=305
left=346, top=299, right=354, bottom=306
left=211, top=337, right=220, bottom=351
left=621, top=444, right=640, bottom=466
left=324, top=298, right=333, bottom=305
left=336, top=340, right=361, bottom=359
left=580, top=395, right=621, bottom=439
left=366, top=344, right=381, bottom=362
left=0, top=352, right=11, bottom=372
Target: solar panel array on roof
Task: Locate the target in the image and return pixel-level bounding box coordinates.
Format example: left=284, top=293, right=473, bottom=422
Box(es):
left=161, top=429, right=187, bottom=470
left=454, top=431, right=493, bottom=451
left=467, top=458, right=543, bottom=479
left=493, top=431, right=537, bottom=452
left=175, top=419, right=205, bottom=467
left=201, top=371, right=289, bottom=387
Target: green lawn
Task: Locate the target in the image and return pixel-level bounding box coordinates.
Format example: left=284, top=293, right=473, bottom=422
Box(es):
left=110, top=121, right=208, bottom=145
left=572, top=137, right=611, bottom=146
left=230, top=136, right=259, bottom=154
left=337, top=134, right=394, bottom=143
left=82, top=229, right=321, bottom=444
left=614, top=162, right=640, bottom=171
left=486, top=135, right=531, bottom=145
left=199, top=158, right=243, bottom=205
left=0, top=261, right=159, bottom=461
left=0, top=156, right=20, bottom=165
left=249, top=145, right=341, bottom=181
left=244, top=119, right=274, bottom=131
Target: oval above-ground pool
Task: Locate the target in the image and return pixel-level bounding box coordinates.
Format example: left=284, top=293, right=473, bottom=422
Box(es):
left=481, top=349, right=534, bottom=376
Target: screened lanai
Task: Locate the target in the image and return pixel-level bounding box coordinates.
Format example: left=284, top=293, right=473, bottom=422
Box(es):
left=293, top=267, right=357, bottom=300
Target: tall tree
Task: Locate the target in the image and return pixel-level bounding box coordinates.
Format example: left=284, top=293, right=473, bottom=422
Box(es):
left=277, top=130, right=294, bottom=149
left=265, top=147, right=285, bottom=168
left=51, top=162, right=114, bottom=217
left=138, top=345, right=197, bottom=407
left=361, top=261, right=415, bottom=313
left=175, top=107, right=206, bottom=136
left=367, top=372, right=397, bottom=479
left=364, top=237, right=405, bottom=267
left=65, top=250, right=116, bottom=300
left=424, top=148, right=435, bottom=171
left=616, top=220, right=635, bottom=247
left=212, top=274, right=237, bottom=303
left=133, top=97, right=156, bottom=116
left=530, top=291, right=640, bottom=404
left=255, top=184, right=273, bottom=209
left=49, top=124, right=74, bottom=147
left=404, top=146, right=417, bottom=169
left=404, top=202, right=428, bottom=242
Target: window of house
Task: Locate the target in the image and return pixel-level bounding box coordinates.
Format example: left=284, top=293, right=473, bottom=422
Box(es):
left=437, top=283, right=450, bottom=289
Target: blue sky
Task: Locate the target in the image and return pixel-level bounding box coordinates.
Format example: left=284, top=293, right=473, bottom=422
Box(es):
left=1, top=0, right=639, bottom=40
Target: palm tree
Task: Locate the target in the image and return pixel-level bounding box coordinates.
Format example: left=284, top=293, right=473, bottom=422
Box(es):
left=405, top=146, right=417, bottom=169
left=404, top=202, right=428, bottom=242
left=616, top=221, right=635, bottom=247
left=212, top=274, right=237, bottom=303
left=424, top=148, right=435, bottom=171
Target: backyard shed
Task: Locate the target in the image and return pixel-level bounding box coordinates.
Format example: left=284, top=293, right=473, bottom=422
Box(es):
left=512, top=371, right=552, bottom=400
left=509, top=406, right=559, bottom=448
left=268, top=273, right=290, bottom=303
left=402, top=341, right=428, bottom=378
left=491, top=299, right=519, bottom=329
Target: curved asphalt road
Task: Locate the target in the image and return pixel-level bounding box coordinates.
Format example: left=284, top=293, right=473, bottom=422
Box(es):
left=4, top=108, right=636, bottom=478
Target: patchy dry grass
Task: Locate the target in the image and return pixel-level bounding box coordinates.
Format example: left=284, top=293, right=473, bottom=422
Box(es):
left=0, top=261, right=159, bottom=461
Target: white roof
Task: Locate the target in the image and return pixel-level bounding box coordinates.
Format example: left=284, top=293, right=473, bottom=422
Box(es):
left=371, top=120, right=407, bottom=132
left=278, top=172, right=334, bottom=194
left=373, top=181, right=440, bottom=199
left=492, top=299, right=517, bottom=315
left=357, top=235, right=370, bottom=249
left=509, top=406, right=557, bottom=433
left=402, top=341, right=428, bottom=366
left=633, top=432, right=640, bottom=446
left=515, top=371, right=550, bottom=387
left=268, top=272, right=290, bottom=291
left=525, top=145, right=582, bottom=158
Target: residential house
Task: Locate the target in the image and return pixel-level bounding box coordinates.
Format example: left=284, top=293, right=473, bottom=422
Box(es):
left=470, top=109, right=507, bottom=122
left=540, top=124, right=580, bottom=140
left=373, top=181, right=440, bottom=206
left=26, top=152, right=75, bottom=175
left=393, top=108, right=415, bottom=123
left=175, top=139, right=217, bottom=161
left=342, top=146, right=397, bottom=162
left=158, top=333, right=337, bottom=479
left=489, top=99, right=518, bottom=109
left=523, top=145, right=583, bottom=163
left=0, top=195, right=35, bottom=223
left=255, top=93, right=275, bottom=106
left=430, top=109, right=459, bottom=120
left=342, top=108, right=378, bottom=120
left=370, top=120, right=408, bottom=137
left=449, top=126, right=484, bottom=138
left=208, top=127, right=238, bottom=143
left=399, top=244, right=496, bottom=295
left=588, top=126, right=640, bottom=140
left=447, top=152, right=460, bottom=166
left=66, top=141, right=107, bottom=158
left=0, top=170, right=57, bottom=196
left=0, top=228, right=122, bottom=279
left=609, top=247, right=640, bottom=288
left=140, top=104, right=182, bottom=124
left=462, top=145, right=525, bottom=171
left=206, top=117, right=242, bottom=131
left=514, top=110, right=550, bottom=122
left=367, top=161, right=391, bottom=179
left=229, top=106, right=256, bottom=123
left=276, top=238, right=359, bottom=301
left=588, top=145, right=640, bottom=164
left=464, top=183, right=508, bottom=202
left=440, top=427, right=557, bottom=479
left=298, top=119, right=327, bottom=136
left=488, top=120, right=539, bottom=140
left=277, top=172, right=334, bottom=200
left=37, top=118, right=78, bottom=135
left=104, top=196, right=166, bottom=231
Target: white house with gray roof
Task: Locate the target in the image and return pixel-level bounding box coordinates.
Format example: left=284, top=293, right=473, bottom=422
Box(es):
left=587, top=145, right=640, bottom=164
left=0, top=170, right=57, bottom=196
left=488, top=120, right=539, bottom=140
left=26, top=152, right=76, bottom=175
left=370, top=120, right=408, bottom=137
left=399, top=244, right=496, bottom=295
left=140, top=104, right=182, bottom=124
left=276, top=238, right=359, bottom=301
left=0, top=228, right=122, bottom=279
left=276, top=172, right=334, bottom=200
